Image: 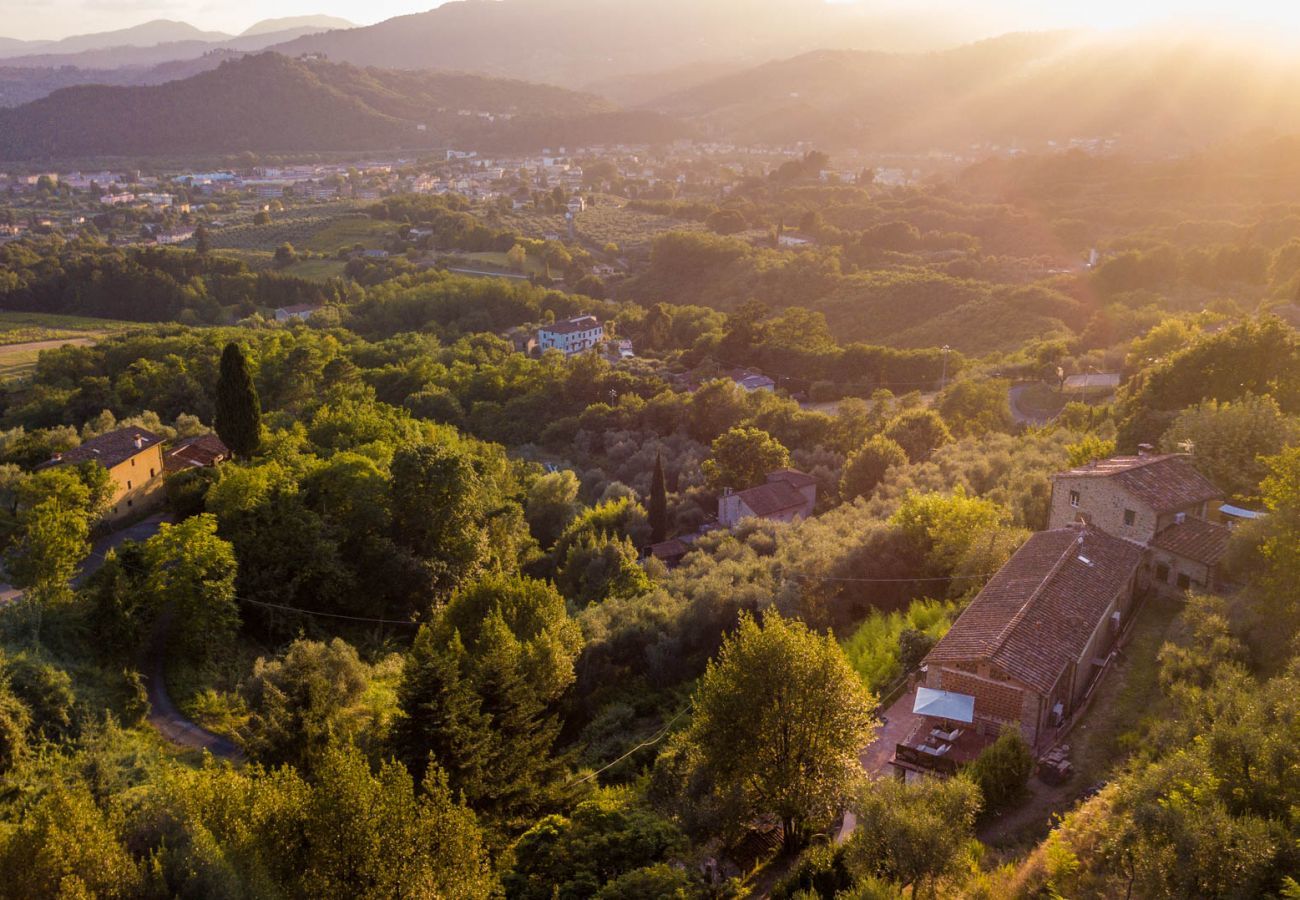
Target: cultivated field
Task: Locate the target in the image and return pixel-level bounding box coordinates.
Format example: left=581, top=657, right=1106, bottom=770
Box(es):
left=0, top=311, right=137, bottom=380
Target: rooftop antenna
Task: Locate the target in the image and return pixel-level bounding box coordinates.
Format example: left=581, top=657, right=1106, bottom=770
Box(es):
left=1178, top=439, right=1196, bottom=455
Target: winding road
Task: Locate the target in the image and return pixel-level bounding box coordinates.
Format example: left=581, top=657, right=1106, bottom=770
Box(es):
left=83, top=514, right=243, bottom=760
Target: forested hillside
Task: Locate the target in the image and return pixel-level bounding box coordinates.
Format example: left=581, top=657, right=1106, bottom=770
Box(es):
left=0, top=54, right=683, bottom=159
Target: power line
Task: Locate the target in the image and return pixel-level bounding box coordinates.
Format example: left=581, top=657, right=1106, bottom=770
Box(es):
left=88, top=550, right=422, bottom=628
left=233, top=595, right=421, bottom=627
left=569, top=707, right=689, bottom=787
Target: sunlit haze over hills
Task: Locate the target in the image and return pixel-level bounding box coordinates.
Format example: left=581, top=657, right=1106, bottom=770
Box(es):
left=7, top=0, right=1300, bottom=895
left=10, top=0, right=1300, bottom=43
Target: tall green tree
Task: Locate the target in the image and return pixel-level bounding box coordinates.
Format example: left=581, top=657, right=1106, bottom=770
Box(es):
left=214, top=341, right=262, bottom=459
left=525, top=469, right=581, bottom=550
left=505, top=788, right=686, bottom=900
left=686, top=611, right=876, bottom=853
left=1160, top=394, right=1299, bottom=502
left=884, top=409, right=953, bottom=463
left=965, top=729, right=1033, bottom=813
left=4, top=467, right=101, bottom=617
left=648, top=453, right=669, bottom=544
left=300, top=746, right=497, bottom=898
left=844, top=776, right=981, bottom=898
left=556, top=531, right=650, bottom=607
left=390, top=441, right=489, bottom=596
left=142, top=514, right=238, bottom=665
left=238, top=637, right=375, bottom=773
left=394, top=573, right=583, bottom=830
left=840, top=435, right=907, bottom=501
left=702, top=426, right=790, bottom=491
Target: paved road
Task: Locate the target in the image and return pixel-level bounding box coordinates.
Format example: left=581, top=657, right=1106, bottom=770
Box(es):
left=443, top=266, right=530, bottom=280
left=1009, top=383, right=1054, bottom=426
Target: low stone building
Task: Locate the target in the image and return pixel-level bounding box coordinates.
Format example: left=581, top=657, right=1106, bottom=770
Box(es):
left=1147, top=514, right=1232, bottom=596
left=1047, top=450, right=1232, bottom=596
left=717, top=469, right=817, bottom=528
left=1048, top=451, right=1222, bottom=541
left=909, top=524, right=1142, bottom=757
left=164, top=433, right=231, bottom=474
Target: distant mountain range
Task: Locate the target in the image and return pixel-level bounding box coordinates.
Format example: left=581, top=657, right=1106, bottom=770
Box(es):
left=0, top=53, right=683, bottom=160
left=0, top=17, right=353, bottom=58
left=0, top=17, right=354, bottom=74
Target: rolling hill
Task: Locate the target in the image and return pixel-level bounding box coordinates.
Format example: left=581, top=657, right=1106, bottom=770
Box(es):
left=240, top=17, right=354, bottom=38
left=267, top=0, right=981, bottom=88
left=641, top=33, right=1300, bottom=153
left=0, top=53, right=685, bottom=159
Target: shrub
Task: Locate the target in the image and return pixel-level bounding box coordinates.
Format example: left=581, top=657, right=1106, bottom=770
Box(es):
left=966, top=728, right=1034, bottom=812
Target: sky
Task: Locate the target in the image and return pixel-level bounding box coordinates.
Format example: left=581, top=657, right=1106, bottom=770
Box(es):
left=6, top=0, right=1300, bottom=43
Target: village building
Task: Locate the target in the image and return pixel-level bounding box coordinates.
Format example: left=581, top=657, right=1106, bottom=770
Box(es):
left=729, top=369, right=776, bottom=392
left=274, top=304, right=322, bottom=323
left=645, top=538, right=692, bottom=568
left=163, top=434, right=231, bottom=474
left=537, top=315, right=604, bottom=357
left=1047, top=450, right=1230, bottom=597
left=717, top=469, right=817, bottom=528
left=43, top=428, right=166, bottom=523
left=892, top=524, right=1143, bottom=780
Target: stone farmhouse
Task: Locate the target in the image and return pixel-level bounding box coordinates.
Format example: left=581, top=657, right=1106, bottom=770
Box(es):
left=717, top=469, right=817, bottom=528
left=892, top=449, right=1232, bottom=780
left=1048, top=451, right=1231, bottom=596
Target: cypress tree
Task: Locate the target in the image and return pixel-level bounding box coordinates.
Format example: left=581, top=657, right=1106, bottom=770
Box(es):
left=648, top=453, right=668, bottom=544
left=214, top=342, right=261, bottom=459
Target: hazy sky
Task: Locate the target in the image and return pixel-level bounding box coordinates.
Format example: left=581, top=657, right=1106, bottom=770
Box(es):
left=6, top=0, right=1300, bottom=43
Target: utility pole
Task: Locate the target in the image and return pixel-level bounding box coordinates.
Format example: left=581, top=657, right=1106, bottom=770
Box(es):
left=940, top=345, right=950, bottom=390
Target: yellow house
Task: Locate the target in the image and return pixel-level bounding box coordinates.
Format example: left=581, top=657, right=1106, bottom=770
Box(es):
left=48, top=428, right=166, bottom=523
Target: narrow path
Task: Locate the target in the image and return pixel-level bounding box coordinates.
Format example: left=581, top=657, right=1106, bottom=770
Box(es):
left=88, top=515, right=241, bottom=759
left=144, top=610, right=243, bottom=761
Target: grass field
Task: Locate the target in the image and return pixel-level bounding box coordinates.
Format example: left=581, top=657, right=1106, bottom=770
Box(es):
left=281, top=258, right=351, bottom=281
left=0, top=311, right=137, bottom=380
left=441, top=250, right=543, bottom=276
left=500, top=202, right=705, bottom=255
left=207, top=203, right=383, bottom=254
left=299, top=216, right=395, bottom=253
left=0, top=311, right=136, bottom=345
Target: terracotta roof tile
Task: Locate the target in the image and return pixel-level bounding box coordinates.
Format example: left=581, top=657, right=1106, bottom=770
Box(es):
left=48, top=428, right=163, bottom=470
left=1056, top=454, right=1221, bottom=513
left=1150, top=517, right=1232, bottom=567
left=540, top=315, right=600, bottom=335
left=925, top=525, right=1142, bottom=695
left=164, top=433, right=230, bottom=472
left=735, top=480, right=807, bottom=517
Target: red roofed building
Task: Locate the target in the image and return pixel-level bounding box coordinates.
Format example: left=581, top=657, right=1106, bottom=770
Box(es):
left=1048, top=450, right=1231, bottom=596
left=718, top=469, right=817, bottom=528
left=164, top=433, right=231, bottom=474
left=41, top=428, right=166, bottom=523
left=908, top=524, right=1143, bottom=760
